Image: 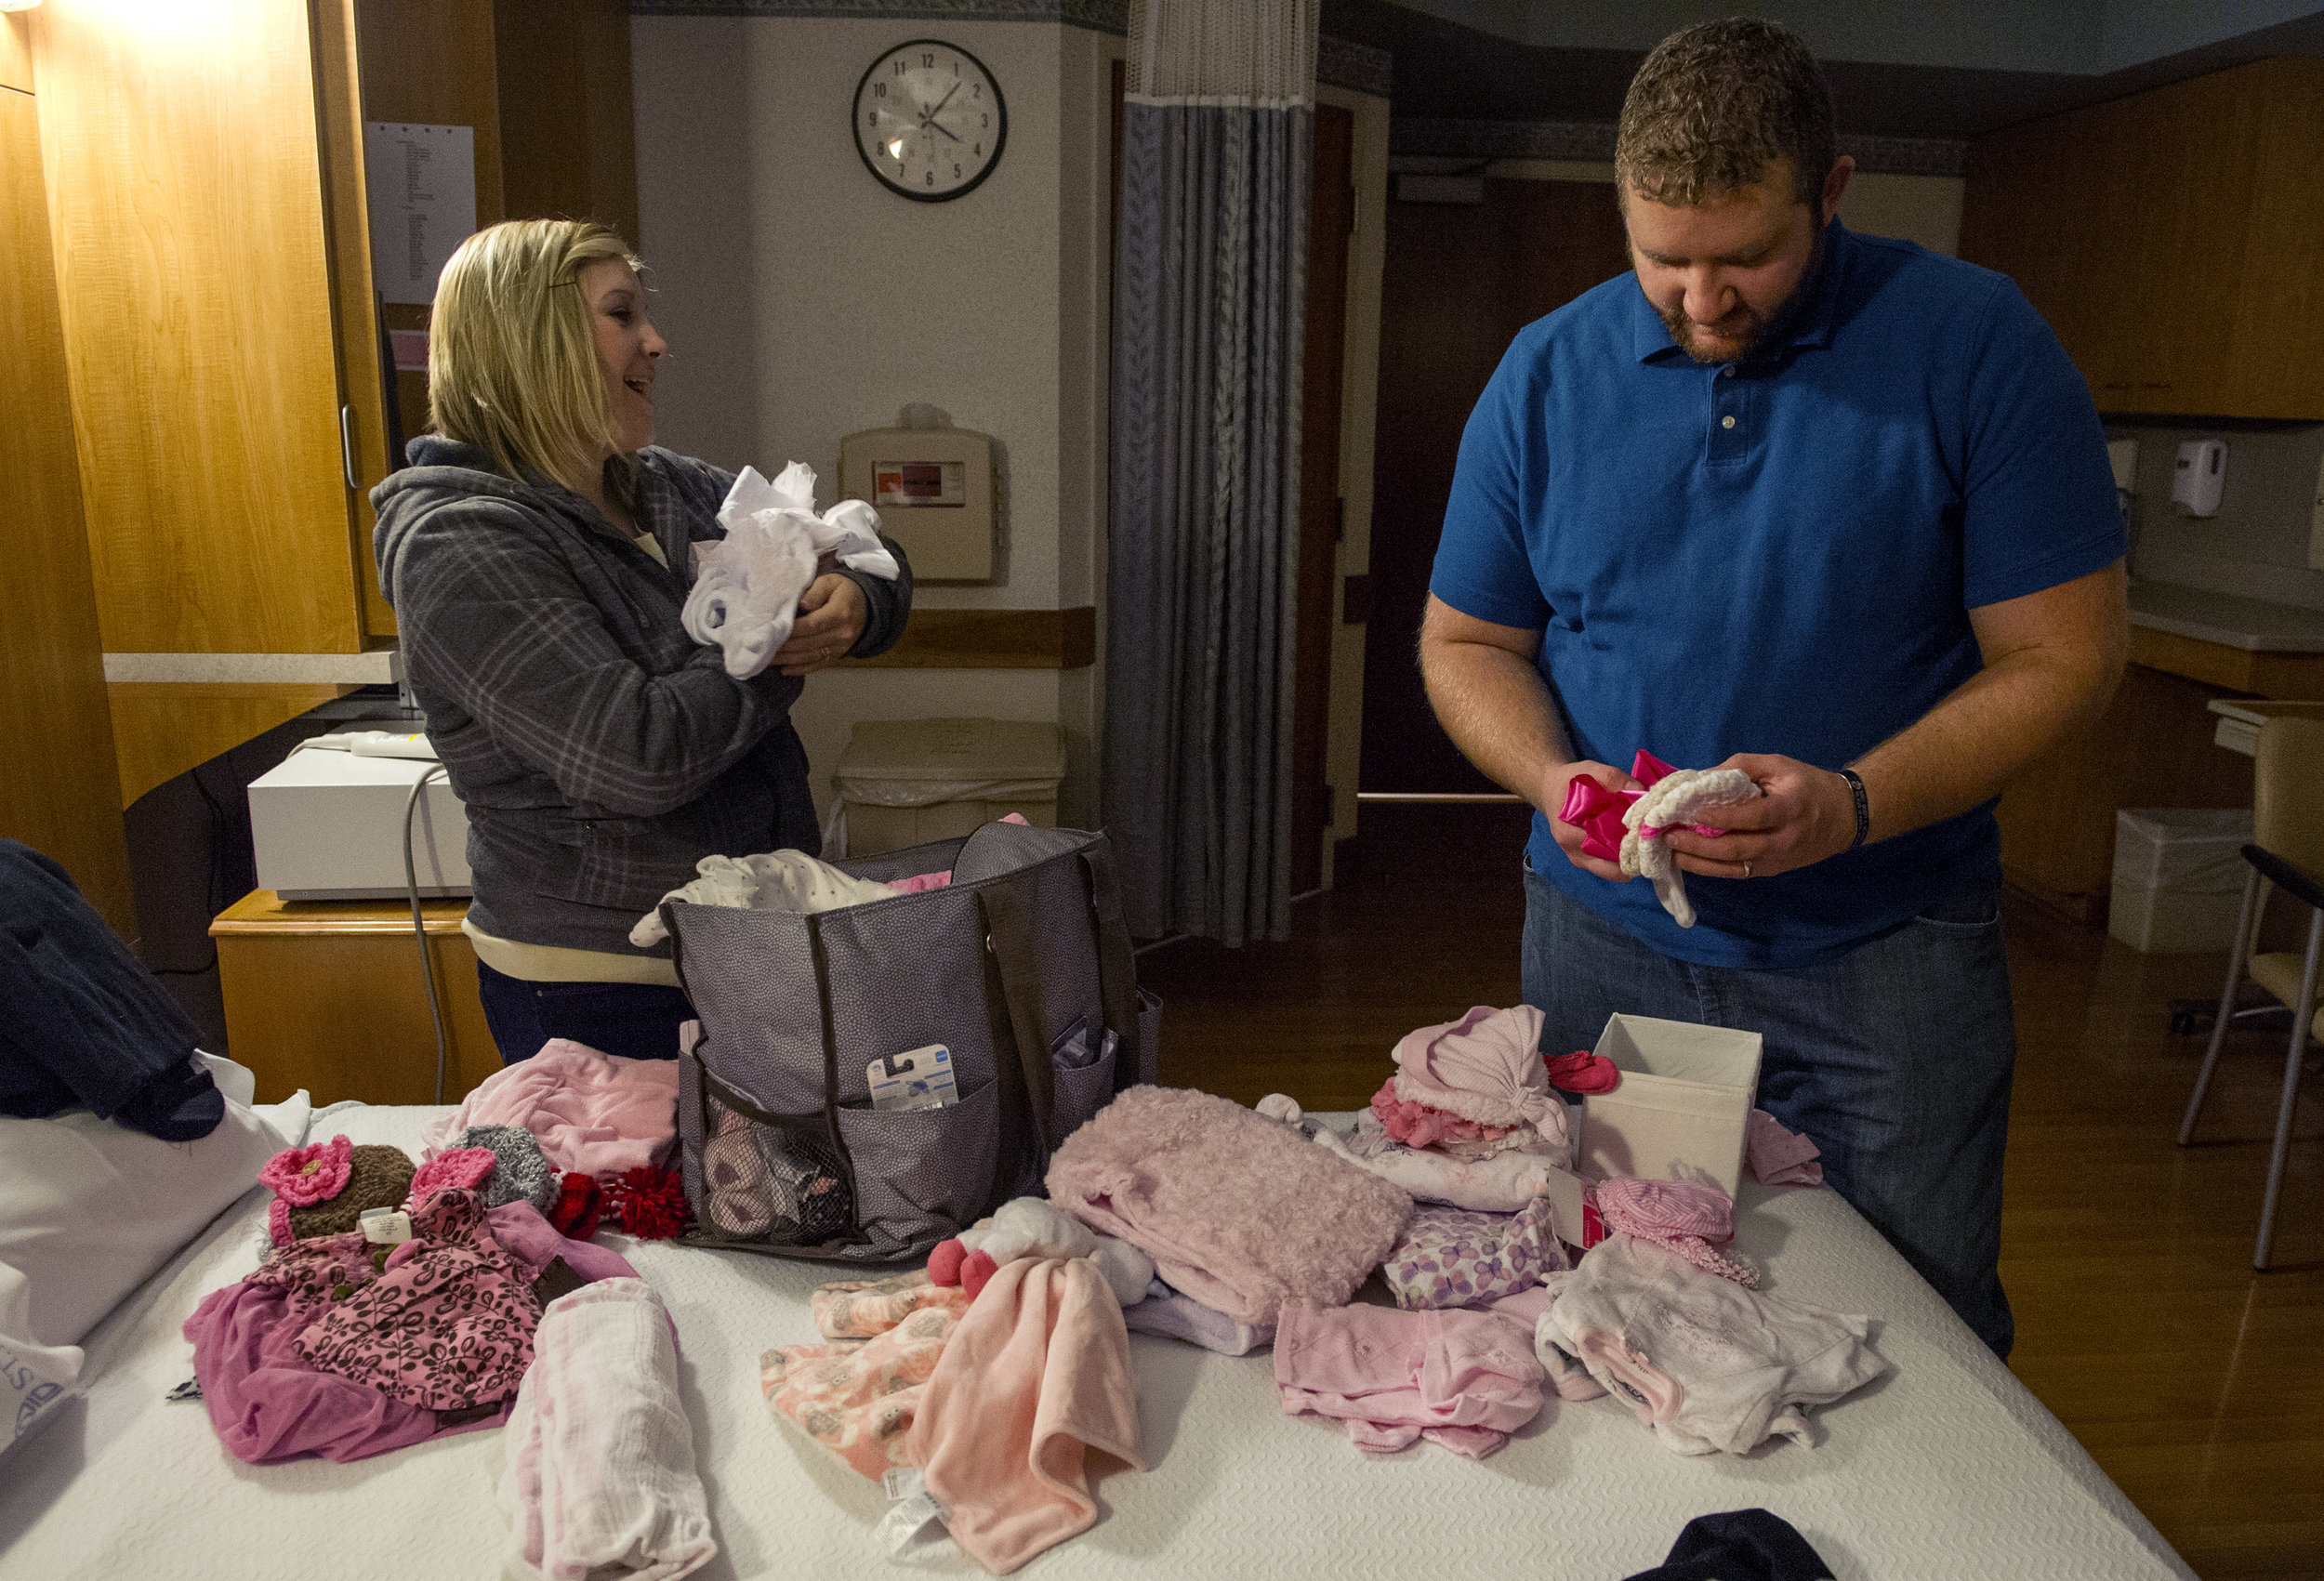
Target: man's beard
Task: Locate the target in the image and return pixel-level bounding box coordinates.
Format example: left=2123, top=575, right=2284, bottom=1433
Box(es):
left=1657, top=219, right=1827, bottom=365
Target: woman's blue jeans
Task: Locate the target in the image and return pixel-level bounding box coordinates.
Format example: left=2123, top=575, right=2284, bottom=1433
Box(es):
left=475, top=960, right=694, bottom=1066
left=1523, top=863, right=2017, bottom=1358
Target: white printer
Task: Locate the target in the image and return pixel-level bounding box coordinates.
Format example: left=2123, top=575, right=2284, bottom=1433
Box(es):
left=246, top=732, right=471, bottom=901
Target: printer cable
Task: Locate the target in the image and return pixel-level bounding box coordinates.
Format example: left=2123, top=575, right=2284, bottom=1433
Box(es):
left=403, top=763, right=455, bottom=1105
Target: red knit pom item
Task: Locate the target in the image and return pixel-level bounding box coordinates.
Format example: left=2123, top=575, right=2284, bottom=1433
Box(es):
left=548, top=1172, right=603, bottom=1239
left=600, top=1165, right=688, bottom=1240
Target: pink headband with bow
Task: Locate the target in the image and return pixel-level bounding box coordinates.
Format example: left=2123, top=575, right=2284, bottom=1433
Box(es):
left=1558, top=750, right=1732, bottom=864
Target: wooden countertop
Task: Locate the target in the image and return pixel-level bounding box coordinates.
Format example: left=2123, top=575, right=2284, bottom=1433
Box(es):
left=210, top=888, right=469, bottom=937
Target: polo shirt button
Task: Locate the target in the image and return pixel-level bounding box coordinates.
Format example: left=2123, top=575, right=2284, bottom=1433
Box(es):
left=1721, top=415, right=1736, bottom=429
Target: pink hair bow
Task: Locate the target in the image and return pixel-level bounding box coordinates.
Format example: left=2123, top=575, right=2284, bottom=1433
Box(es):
left=1557, top=750, right=1730, bottom=863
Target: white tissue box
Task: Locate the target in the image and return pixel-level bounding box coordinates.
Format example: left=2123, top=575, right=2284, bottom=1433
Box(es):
left=1578, top=1014, right=1763, bottom=1196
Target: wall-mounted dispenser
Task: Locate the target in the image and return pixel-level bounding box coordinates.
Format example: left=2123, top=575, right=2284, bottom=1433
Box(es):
left=2172, top=439, right=2226, bottom=518
left=839, top=405, right=997, bottom=582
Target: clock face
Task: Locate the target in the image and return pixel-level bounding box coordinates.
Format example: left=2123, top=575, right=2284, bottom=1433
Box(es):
left=853, top=39, right=1007, bottom=203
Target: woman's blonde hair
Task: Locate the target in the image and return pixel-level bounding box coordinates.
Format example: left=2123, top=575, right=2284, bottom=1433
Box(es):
left=427, top=218, right=642, bottom=492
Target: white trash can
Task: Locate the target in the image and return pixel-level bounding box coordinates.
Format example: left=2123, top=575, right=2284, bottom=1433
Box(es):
left=826, top=718, right=1066, bottom=859
left=2108, top=807, right=2254, bottom=953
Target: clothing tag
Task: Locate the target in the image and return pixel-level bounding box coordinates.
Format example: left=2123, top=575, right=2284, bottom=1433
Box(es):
left=435, top=1402, right=502, bottom=1429
left=680, top=1019, right=702, bottom=1057
left=530, top=1256, right=588, bottom=1309
left=876, top=1468, right=949, bottom=1556
left=1050, top=1016, right=1094, bottom=1072
left=359, top=1207, right=414, bottom=1245
left=867, top=1045, right=958, bottom=1113
left=165, top=1378, right=204, bottom=1403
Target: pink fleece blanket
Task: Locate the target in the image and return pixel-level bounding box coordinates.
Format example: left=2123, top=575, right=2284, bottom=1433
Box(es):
left=907, top=1257, right=1143, bottom=1575
left=1045, top=1087, right=1411, bottom=1325
left=421, top=1040, right=679, bottom=1176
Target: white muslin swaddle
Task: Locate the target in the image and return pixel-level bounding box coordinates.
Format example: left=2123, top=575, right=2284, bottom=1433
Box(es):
left=680, top=462, right=899, bottom=679
left=497, top=1277, right=716, bottom=1581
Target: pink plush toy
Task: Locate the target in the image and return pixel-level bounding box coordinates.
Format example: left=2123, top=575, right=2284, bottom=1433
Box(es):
left=927, top=1197, right=1153, bottom=1308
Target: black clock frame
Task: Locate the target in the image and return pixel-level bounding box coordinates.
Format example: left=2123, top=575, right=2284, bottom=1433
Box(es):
left=852, top=38, right=1009, bottom=204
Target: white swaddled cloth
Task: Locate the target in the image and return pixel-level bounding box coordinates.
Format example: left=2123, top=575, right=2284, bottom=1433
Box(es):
left=1619, top=768, right=1760, bottom=929
left=682, top=462, right=900, bottom=679
left=498, top=1277, right=716, bottom=1580
left=629, top=850, right=897, bottom=947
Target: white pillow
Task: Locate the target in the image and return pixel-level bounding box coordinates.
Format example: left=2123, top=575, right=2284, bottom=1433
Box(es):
left=0, top=1259, right=81, bottom=1461
left=0, top=1054, right=312, bottom=1348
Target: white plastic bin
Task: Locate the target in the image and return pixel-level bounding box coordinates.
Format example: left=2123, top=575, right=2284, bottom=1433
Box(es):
left=828, top=718, right=1065, bottom=859
left=2108, top=807, right=2254, bottom=954
left=1578, top=1013, right=1763, bottom=1197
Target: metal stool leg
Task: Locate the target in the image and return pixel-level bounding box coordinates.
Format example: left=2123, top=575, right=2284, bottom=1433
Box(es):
left=2255, top=906, right=2324, bottom=1271
left=2184, top=866, right=2266, bottom=1145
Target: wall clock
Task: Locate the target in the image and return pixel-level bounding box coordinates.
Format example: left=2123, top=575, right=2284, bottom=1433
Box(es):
left=852, top=39, right=1007, bottom=203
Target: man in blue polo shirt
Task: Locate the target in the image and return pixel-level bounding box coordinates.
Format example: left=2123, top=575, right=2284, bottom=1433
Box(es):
left=1420, top=19, right=2126, bottom=1357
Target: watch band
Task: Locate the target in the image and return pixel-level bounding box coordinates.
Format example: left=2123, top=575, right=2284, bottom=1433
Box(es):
left=1839, top=767, right=1870, bottom=850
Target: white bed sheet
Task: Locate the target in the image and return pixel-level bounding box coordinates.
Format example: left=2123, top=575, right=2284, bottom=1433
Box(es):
left=0, top=1102, right=2194, bottom=1581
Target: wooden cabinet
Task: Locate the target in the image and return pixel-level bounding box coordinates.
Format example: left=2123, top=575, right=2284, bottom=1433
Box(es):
left=212, top=889, right=502, bottom=1105
left=0, top=23, right=136, bottom=934
left=32, top=0, right=376, bottom=658
left=1961, top=59, right=2324, bottom=420
left=23, top=1, right=635, bottom=799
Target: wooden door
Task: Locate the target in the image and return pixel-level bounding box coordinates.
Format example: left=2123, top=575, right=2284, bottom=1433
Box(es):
left=1360, top=179, right=1632, bottom=794
left=1291, top=105, right=1353, bottom=895
left=0, top=61, right=136, bottom=935
left=31, top=0, right=366, bottom=654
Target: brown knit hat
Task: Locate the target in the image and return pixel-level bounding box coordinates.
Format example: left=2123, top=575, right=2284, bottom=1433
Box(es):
left=264, top=1142, right=416, bottom=1245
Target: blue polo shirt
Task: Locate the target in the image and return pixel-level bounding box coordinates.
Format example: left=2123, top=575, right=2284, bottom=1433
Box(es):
left=1430, top=220, right=2123, bottom=969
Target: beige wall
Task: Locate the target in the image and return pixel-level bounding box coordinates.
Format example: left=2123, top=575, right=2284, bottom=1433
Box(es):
left=631, top=17, right=1118, bottom=826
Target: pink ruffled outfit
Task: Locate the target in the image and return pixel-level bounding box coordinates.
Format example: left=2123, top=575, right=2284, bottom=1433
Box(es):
left=1367, top=1077, right=1527, bottom=1159
left=1592, top=1178, right=1756, bottom=1287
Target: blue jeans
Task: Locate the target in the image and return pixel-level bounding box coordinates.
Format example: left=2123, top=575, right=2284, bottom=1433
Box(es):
left=474, top=960, right=694, bottom=1066
left=1523, top=864, right=2017, bottom=1358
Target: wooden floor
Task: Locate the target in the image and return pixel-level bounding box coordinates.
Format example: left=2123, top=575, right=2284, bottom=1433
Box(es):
left=1138, top=802, right=2324, bottom=1581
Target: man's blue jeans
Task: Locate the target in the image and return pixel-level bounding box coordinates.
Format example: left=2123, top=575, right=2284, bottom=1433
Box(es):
left=1523, top=863, right=2017, bottom=1358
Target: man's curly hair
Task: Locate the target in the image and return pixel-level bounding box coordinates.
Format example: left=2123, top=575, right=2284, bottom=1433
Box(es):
left=1615, top=18, right=1837, bottom=208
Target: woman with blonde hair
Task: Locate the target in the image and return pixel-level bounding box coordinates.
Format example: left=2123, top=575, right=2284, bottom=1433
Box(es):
left=372, top=219, right=912, bottom=1063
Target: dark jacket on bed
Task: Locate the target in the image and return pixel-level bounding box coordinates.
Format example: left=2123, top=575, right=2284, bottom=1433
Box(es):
left=0, top=840, right=223, bottom=1140
left=371, top=438, right=913, bottom=959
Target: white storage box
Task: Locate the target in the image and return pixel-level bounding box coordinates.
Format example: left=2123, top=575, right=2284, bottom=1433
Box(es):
left=1579, top=1013, right=1763, bottom=1197
left=2108, top=808, right=2252, bottom=954
left=247, top=747, right=470, bottom=901
left=830, top=718, right=1065, bottom=858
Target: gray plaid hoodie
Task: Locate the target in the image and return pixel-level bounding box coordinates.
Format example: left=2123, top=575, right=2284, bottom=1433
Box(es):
left=372, top=437, right=912, bottom=959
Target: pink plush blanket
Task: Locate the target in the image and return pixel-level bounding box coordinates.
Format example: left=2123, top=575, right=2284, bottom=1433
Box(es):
left=908, top=1258, right=1142, bottom=1574
left=1044, top=1087, right=1411, bottom=1324
left=421, top=1040, right=678, bottom=1177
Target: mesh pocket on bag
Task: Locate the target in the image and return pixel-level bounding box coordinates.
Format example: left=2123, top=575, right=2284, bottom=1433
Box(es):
left=697, top=1079, right=853, bottom=1246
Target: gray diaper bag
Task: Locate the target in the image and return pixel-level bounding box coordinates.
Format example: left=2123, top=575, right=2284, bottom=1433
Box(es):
left=664, top=820, right=1159, bottom=1262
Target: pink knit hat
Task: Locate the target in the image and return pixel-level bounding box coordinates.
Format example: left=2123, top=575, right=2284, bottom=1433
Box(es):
left=1391, top=1005, right=1571, bottom=1158
left=1594, top=1177, right=1758, bottom=1286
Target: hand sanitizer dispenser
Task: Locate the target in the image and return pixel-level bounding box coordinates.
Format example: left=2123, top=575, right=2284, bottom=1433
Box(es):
left=2172, top=439, right=2225, bottom=518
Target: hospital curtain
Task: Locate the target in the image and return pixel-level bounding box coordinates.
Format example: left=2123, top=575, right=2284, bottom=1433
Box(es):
left=1103, top=0, right=1319, bottom=945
